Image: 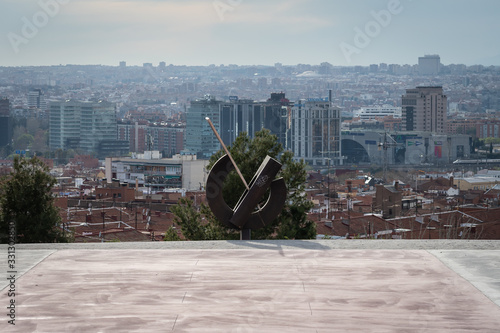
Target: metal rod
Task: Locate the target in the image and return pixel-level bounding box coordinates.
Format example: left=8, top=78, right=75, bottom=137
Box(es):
left=205, top=117, right=249, bottom=190
left=206, top=117, right=266, bottom=230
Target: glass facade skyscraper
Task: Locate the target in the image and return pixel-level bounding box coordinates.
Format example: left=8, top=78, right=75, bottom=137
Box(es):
left=49, top=100, right=118, bottom=156
left=0, top=98, right=11, bottom=148
left=184, top=93, right=341, bottom=165
left=184, top=94, right=291, bottom=159
left=184, top=95, right=221, bottom=159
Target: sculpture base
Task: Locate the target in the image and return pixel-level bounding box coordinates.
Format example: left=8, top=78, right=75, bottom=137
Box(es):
left=240, top=229, right=251, bottom=240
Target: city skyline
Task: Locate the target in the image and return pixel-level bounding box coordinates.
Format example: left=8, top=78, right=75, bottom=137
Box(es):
left=1, top=0, right=500, bottom=67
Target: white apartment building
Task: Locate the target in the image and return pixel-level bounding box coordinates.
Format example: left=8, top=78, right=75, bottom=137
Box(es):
left=353, top=105, right=402, bottom=120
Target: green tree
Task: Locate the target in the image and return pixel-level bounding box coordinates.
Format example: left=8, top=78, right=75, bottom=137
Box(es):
left=164, top=226, right=182, bottom=241
left=171, top=129, right=316, bottom=240
left=26, top=117, right=41, bottom=136
left=13, top=133, right=34, bottom=151
left=170, top=198, right=232, bottom=240
left=31, top=130, right=49, bottom=154
left=0, top=156, right=68, bottom=243
left=483, top=137, right=500, bottom=145
left=170, top=198, right=205, bottom=240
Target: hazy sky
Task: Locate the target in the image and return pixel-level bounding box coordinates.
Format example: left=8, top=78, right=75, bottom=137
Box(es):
left=1, top=0, right=499, bottom=67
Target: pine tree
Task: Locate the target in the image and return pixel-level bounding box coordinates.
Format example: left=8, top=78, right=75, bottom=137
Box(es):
left=163, top=226, right=182, bottom=241
left=171, top=129, right=316, bottom=240
left=0, top=156, right=68, bottom=243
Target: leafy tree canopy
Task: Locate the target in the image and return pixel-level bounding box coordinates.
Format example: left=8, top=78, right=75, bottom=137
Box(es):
left=0, top=156, right=68, bottom=243
left=170, top=129, right=316, bottom=240
left=482, top=137, right=500, bottom=145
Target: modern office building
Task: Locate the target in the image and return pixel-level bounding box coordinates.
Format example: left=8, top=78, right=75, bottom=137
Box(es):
left=418, top=55, right=440, bottom=75
left=219, top=98, right=257, bottom=145
left=27, top=89, right=47, bottom=111
left=219, top=93, right=291, bottom=148
left=49, top=99, right=80, bottom=150
left=80, top=101, right=118, bottom=152
left=402, top=86, right=447, bottom=134
left=0, top=98, right=12, bottom=147
left=184, top=93, right=292, bottom=158
left=183, top=95, right=221, bottom=159
left=290, top=99, right=341, bottom=166
left=118, top=121, right=184, bottom=156
left=261, top=92, right=291, bottom=149
left=49, top=100, right=124, bottom=157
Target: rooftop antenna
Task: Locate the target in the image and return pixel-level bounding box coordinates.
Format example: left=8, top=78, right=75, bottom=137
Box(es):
left=378, top=132, right=399, bottom=183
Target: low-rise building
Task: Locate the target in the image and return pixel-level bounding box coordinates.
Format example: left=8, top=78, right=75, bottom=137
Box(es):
left=374, top=182, right=403, bottom=218
left=454, top=177, right=500, bottom=191
left=105, top=152, right=208, bottom=192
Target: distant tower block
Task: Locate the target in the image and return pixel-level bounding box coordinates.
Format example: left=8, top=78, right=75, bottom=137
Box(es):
left=119, top=61, right=126, bottom=68
left=0, top=97, right=12, bottom=147
left=28, top=89, right=47, bottom=111
left=418, top=55, right=440, bottom=75
left=402, top=86, right=447, bottom=134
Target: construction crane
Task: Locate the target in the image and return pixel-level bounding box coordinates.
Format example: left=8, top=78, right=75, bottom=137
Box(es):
left=378, top=132, right=400, bottom=183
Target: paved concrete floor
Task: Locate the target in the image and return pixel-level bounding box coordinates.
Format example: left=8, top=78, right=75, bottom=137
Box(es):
left=1, top=241, right=500, bottom=332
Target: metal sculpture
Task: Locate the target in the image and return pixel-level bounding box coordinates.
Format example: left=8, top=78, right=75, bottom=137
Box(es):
left=204, top=118, right=287, bottom=239
left=206, top=154, right=286, bottom=238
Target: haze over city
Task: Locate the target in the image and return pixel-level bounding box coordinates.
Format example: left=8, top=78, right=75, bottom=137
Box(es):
left=2, top=0, right=500, bottom=67
left=1, top=1, right=500, bottom=241
left=2, top=2, right=500, bottom=331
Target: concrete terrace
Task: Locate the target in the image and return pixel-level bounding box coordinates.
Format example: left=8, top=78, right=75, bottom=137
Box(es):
left=1, top=240, right=500, bottom=332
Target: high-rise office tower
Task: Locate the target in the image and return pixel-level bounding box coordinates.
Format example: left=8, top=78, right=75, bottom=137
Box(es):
left=49, top=100, right=80, bottom=150
left=290, top=99, right=341, bottom=165
left=49, top=100, right=118, bottom=156
left=418, top=55, right=440, bottom=75
left=0, top=98, right=12, bottom=147
left=184, top=95, right=221, bottom=159
left=184, top=93, right=294, bottom=159
left=401, top=86, right=447, bottom=134
left=219, top=93, right=291, bottom=149
left=262, top=93, right=290, bottom=149
left=80, top=100, right=118, bottom=152
left=219, top=98, right=257, bottom=146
